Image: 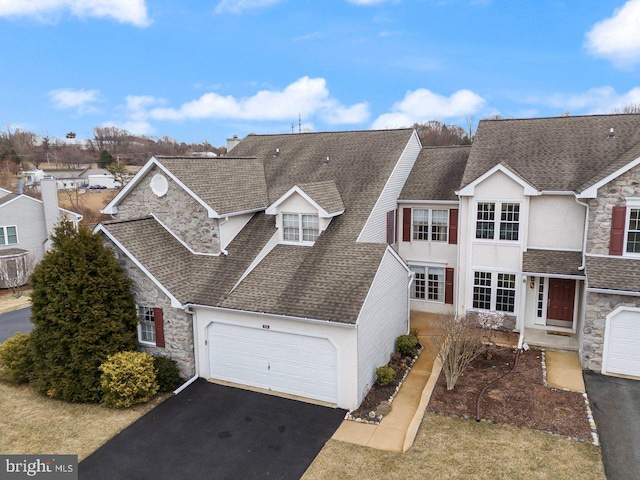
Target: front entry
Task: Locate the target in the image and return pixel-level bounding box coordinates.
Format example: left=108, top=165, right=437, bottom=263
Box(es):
left=547, top=278, right=575, bottom=328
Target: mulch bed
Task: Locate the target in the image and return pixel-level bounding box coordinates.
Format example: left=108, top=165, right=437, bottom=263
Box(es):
left=427, top=348, right=593, bottom=441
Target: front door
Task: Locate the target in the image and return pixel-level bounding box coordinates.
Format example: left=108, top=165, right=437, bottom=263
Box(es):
left=547, top=278, right=575, bottom=328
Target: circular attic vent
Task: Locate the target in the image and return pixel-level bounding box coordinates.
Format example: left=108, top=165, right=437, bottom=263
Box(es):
left=150, top=174, right=169, bottom=197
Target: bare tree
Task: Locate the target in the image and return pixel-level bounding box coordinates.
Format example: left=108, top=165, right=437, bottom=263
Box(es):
left=612, top=103, right=640, bottom=114
left=0, top=253, right=37, bottom=298
left=430, top=313, right=504, bottom=390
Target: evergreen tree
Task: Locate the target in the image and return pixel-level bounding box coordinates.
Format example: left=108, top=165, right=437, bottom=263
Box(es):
left=30, top=221, right=139, bottom=402
left=98, top=149, right=115, bottom=169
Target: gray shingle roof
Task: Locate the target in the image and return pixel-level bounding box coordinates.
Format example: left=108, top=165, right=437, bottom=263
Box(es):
left=400, top=146, right=470, bottom=201
left=0, top=194, right=18, bottom=207
left=522, top=249, right=584, bottom=277
left=297, top=180, right=344, bottom=215
left=0, top=248, right=27, bottom=256
left=586, top=256, right=640, bottom=293
left=103, top=129, right=414, bottom=323
left=463, top=114, right=640, bottom=192
left=156, top=156, right=269, bottom=215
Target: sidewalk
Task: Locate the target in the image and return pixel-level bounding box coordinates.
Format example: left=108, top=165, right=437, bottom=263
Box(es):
left=332, top=312, right=441, bottom=453
left=0, top=290, right=31, bottom=315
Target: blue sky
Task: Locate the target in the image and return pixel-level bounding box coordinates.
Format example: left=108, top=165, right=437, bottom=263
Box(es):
left=2, top=1, right=640, bottom=146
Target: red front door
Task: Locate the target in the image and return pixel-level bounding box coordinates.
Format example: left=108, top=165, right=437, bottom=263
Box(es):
left=547, top=278, right=575, bottom=326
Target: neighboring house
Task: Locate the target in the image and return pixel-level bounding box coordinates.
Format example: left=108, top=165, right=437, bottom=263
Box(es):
left=0, top=177, right=82, bottom=287
left=97, top=129, right=421, bottom=409
left=401, top=114, right=640, bottom=381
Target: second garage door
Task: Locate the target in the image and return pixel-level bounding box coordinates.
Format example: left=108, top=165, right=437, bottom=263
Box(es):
left=603, top=308, right=640, bottom=378
left=208, top=322, right=338, bottom=404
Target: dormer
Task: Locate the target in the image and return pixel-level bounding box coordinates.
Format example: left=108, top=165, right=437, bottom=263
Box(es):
left=266, top=181, right=345, bottom=245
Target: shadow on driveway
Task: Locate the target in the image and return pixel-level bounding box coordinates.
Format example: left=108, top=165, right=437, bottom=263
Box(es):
left=584, top=371, right=640, bottom=480
left=80, top=379, right=346, bottom=480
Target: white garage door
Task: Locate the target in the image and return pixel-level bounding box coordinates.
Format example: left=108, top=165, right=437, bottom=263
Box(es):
left=208, top=323, right=337, bottom=404
left=604, top=309, right=640, bottom=378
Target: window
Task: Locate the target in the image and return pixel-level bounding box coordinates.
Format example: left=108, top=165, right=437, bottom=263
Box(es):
left=0, top=226, right=18, bottom=245
left=412, top=209, right=448, bottom=242
left=536, top=276, right=545, bottom=318
left=627, top=208, right=640, bottom=253
left=282, top=213, right=319, bottom=243
left=473, top=271, right=517, bottom=313
left=138, top=306, right=155, bottom=344
left=411, top=266, right=444, bottom=302
left=475, top=202, right=520, bottom=241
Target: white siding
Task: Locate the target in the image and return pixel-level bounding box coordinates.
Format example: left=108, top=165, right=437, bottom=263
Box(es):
left=356, top=249, right=411, bottom=404
left=357, top=131, right=421, bottom=243
left=219, top=212, right=254, bottom=250
left=0, top=196, right=47, bottom=259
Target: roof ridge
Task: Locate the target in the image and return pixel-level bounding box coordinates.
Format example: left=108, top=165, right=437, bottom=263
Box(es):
left=240, top=128, right=414, bottom=139
left=480, top=113, right=640, bottom=123
left=101, top=215, right=154, bottom=226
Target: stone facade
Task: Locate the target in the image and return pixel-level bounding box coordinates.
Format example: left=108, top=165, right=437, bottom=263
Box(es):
left=582, top=291, right=640, bottom=371
left=587, top=164, right=640, bottom=255
left=117, top=165, right=220, bottom=254
left=106, top=239, right=195, bottom=378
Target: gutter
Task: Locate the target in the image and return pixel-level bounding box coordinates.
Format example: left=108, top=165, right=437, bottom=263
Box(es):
left=173, top=306, right=199, bottom=394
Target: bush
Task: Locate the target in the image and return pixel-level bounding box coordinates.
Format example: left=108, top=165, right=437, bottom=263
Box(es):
left=376, top=366, right=397, bottom=386
left=100, top=351, right=159, bottom=408
left=153, top=356, right=182, bottom=392
left=0, top=332, right=33, bottom=383
left=396, top=334, right=418, bottom=356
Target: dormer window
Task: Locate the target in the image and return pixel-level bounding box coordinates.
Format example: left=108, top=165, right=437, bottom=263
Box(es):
left=283, top=213, right=319, bottom=243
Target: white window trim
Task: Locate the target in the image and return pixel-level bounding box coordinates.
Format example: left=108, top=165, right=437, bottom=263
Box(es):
left=624, top=200, right=640, bottom=257
left=471, top=270, right=519, bottom=314
left=0, top=225, right=18, bottom=246
left=411, top=208, right=448, bottom=243
left=280, top=212, right=319, bottom=246
left=137, top=305, right=156, bottom=346
left=473, top=201, right=521, bottom=243
left=410, top=264, right=446, bottom=303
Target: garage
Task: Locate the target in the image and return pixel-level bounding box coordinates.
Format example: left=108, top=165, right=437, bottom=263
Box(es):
left=603, top=307, right=640, bottom=378
left=207, top=322, right=338, bottom=404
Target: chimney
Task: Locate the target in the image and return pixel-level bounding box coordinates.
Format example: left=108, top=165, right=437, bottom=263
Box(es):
left=17, top=178, right=23, bottom=195
left=41, top=177, right=60, bottom=251
left=226, top=135, right=241, bottom=152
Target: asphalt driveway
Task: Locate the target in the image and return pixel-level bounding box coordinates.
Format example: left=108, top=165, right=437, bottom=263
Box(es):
left=80, top=379, right=346, bottom=480
left=584, top=371, right=640, bottom=480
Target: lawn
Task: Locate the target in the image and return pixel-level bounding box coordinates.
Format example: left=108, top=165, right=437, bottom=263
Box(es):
left=0, top=380, right=169, bottom=460
left=303, top=413, right=605, bottom=480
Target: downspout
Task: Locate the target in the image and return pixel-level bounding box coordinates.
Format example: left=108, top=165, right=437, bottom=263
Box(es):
left=173, top=306, right=199, bottom=394
left=575, top=195, right=590, bottom=360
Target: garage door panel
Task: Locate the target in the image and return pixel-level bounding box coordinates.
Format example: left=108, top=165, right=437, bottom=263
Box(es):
left=605, top=310, right=640, bottom=378
left=208, top=323, right=337, bottom=404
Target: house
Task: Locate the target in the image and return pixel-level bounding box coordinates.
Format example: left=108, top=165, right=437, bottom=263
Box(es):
left=97, top=129, right=421, bottom=409
left=400, top=114, right=640, bottom=380
left=0, top=177, right=82, bottom=286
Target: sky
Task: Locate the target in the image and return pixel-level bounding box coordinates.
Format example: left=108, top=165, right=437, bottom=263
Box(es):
left=2, top=1, right=640, bottom=147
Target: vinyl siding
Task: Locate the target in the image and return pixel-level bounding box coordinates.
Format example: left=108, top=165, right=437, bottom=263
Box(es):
left=357, top=131, right=421, bottom=243
left=356, top=249, right=410, bottom=404
left=0, top=197, right=47, bottom=258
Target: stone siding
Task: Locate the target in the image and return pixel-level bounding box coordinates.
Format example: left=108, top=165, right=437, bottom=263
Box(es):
left=582, top=291, right=640, bottom=371
left=587, top=164, right=640, bottom=254
left=117, top=165, right=220, bottom=254
left=106, top=239, right=195, bottom=378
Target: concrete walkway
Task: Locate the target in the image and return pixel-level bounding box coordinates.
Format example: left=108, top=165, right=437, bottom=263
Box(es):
left=332, top=312, right=441, bottom=453
left=332, top=312, right=587, bottom=453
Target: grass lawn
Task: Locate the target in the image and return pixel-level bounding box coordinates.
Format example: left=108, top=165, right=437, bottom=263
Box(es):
left=303, top=413, right=605, bottom=480
left=0, top=380, right=169, bottom=460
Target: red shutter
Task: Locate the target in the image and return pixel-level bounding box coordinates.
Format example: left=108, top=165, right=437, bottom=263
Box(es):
left=609, top=206, right=626, bottom=256
left=403, top=208, right=412, bottom=242
left=445, top=268, right=454, bottom=304
left=449, top=209, right=458, bottom=245
left=153, top=307, right=165, bottom=347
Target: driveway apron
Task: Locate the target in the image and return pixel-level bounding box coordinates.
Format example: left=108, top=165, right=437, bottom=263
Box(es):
left=80, top=379, right=346, bottom=480
left=584, top=372, right=640, bottom=480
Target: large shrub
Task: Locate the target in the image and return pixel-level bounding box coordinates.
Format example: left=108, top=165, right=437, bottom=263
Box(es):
left=153, top=356, right=182, bottom=392
left=100, top=351, right=159, bottom=408
left=396, top=334, right=419, bottom=356
left=0, top=332, right=33, bottom=383
left=29, top=221, right=139, bottom=403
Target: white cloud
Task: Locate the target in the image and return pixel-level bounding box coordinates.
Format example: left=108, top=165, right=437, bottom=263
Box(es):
left=585, top=0, right=640, bottom=68
left=148, top=76, right=369, bottom=125
left=214, top=0, right=282, bottom=14
left=371, top=88, right=485, bottom=129
left=524, top=86, right=640, bottom=114
left=49, top=88, right=101, bottom=115
left=0, top=0, right=151, bottom=27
